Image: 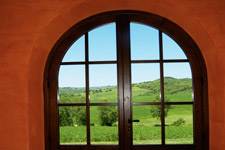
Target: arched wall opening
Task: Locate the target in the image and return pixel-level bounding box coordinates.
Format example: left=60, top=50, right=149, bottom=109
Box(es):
left=44, top=10, right=208, bottom=150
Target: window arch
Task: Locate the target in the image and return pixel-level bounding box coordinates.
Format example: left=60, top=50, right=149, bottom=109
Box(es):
left=45, top=11, right=208, bottom=150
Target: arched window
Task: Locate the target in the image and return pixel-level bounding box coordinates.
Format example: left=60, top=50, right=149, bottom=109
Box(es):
left=45, top=11, right=208, bottom=150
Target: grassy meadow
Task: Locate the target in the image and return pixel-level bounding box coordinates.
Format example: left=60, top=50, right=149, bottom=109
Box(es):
left=59, top=77, right=193, bottom=145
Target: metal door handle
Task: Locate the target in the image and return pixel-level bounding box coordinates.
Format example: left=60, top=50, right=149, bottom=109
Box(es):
left=128, top=119, right=140, bottom=123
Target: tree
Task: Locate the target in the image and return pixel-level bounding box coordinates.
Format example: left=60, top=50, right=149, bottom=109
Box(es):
left=99, top=106, right=117, bottom=126
left=59, top=107, right=86, bottom=126
left=59, top=107, right=75, bottom=126
left=73, top=107, right=86, bottom=125
left=149, top=95, right=171, bottom=120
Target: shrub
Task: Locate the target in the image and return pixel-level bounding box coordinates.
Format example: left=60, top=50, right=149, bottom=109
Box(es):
left=99, top=106, right=117, bottom=126
left=59, top=107, right=86, bottom=126
left=172, top=118, right=186, bottom=126
left=150, top=105, right=161, bottom=120
left=59, top=107, right=75, bottom=126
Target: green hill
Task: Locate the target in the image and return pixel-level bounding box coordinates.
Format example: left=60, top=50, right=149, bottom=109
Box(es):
left=59, top=77, right=192, bottom=103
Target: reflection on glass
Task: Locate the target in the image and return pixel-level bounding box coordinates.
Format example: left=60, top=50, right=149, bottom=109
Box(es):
left=164, top=63, right=192, bottom=102
left=59, top=106, right=86, bottom=145
left=89, top=64, right=117, bottom=103
left=163, top=33, right=187, bottom=60
left=165, top=105, right=193, bottom=144
left=133, top=106, right=161, bottom=144
left=131, top=23, right=159, bottom=60
left=89, top=23, right=116, bottom=61
left=131, top=64, right=160, bottom=102
left=62, top=35, right=85, bottom=62
left=58, top=65, right=85, bottom=103
left=90, top=106, right=118, bottom=145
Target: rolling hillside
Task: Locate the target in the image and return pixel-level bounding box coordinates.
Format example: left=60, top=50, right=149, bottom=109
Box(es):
left=59, top=77, right=192, bottom=102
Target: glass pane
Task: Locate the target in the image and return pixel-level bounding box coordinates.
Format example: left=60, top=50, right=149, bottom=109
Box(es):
left=163, top=33, right=187, bottom=60
left=89, top=23, right=116, bottom=61
left=90, top=106, right=118, bottom=145
left=89, top=64, right=117, bottom=103
left=164, top=63, right=192, bottom=102
left=131, top=64, right=160, bottom=102
left=165, top=105, right=193, bottom=144
left=62, top=35, right=85, bottom=62
left=58, top=65, right=85, bottom=103
left=59, top=106, right=86, bottom=145
left=133, top=105, right=161, bottom=144
left=131, top=23, right=159, bottom=60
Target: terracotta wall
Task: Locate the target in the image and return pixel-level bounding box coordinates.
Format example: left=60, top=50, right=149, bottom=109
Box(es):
left=0, top=0, right=225, bottom=150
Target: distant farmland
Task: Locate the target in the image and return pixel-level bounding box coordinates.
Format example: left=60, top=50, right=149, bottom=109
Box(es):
left=59, top=77, right=193, bottom=144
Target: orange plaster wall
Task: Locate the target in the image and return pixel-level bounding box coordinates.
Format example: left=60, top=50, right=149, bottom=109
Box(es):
left=0, top=0, right=225, bottom=150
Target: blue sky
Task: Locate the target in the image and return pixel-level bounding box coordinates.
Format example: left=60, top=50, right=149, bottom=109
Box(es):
left=59, top=23, right=191, bottom=87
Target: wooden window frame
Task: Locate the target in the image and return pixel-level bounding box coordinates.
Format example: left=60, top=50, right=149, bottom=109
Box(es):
left=44, top=10, right=209, bottom=150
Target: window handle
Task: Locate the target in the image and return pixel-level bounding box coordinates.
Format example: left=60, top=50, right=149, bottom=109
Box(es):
left=128, top=119, right=140, bottom=123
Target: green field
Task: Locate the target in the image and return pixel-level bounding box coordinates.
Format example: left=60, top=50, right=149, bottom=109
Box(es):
left=59, top=77, right=193, bottom=145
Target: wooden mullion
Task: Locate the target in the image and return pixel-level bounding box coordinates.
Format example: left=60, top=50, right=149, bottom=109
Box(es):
left=116, top=15, right=132, bottom=150
left=122, top=16, right=132, bottom=149
left=159, top=30, right=165, bottom=145
left=116, top=17, right=125, bottom=150
left=85, top=33, right=91, bottom=146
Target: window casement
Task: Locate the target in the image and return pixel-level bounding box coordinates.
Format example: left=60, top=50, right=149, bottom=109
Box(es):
left=45, top=11, right=208, bottom=150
